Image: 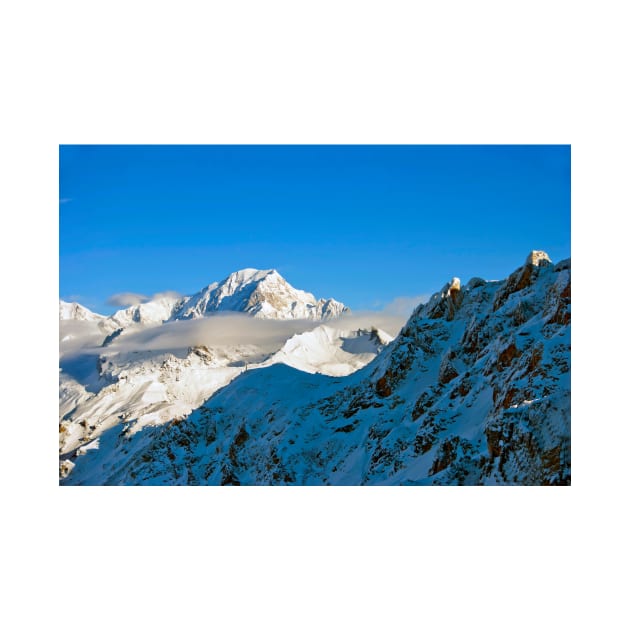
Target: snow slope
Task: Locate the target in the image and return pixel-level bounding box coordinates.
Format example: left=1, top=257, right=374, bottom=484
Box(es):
left=61, top=251, right=570, bottom=485
left=59, top=322, right=390, bottom=462
left=264, top=325, right=393, bottom=376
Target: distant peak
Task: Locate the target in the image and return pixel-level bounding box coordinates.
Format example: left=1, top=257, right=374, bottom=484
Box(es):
left=526, top=251, right=552, bottom=267
left=169, top=267, right=346, bottom=321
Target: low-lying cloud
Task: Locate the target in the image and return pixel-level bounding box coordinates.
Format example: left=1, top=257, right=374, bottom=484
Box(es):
left=104, top=310, right=412, bottom=358
left=107, top=313, right=320, bottom=356
left=63, top=293, right=432, bottom=362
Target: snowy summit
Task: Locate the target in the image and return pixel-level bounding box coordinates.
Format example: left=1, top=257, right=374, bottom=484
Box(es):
left=171, top=268, right=349, bottom=321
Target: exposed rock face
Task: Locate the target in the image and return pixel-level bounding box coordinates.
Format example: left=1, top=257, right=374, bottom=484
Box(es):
left=62, top=252, right=570, bottom=486
left=494, top=250, right=554, bottom=312
left=526, top=250, right=552, bottom=267
left=427, top=277, right=464, bottom=321
left=446, top=277, right=461, bottom=294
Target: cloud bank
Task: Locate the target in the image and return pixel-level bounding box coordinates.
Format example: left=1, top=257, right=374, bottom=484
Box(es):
left=106, top=313, right=319, bottom=355
left=63, top=294, right=430, bottom=362
left=103, top=308, right=416, bottom=358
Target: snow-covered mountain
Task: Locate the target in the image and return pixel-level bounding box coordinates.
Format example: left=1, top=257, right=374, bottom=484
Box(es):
left=61, top=251, right=570, bottom=485
left=170, top=268, right=348, bottom=320
left=59, top=300, right=106, bottom=322
left=60, top=268, right=349, bottom=331
left=110, top=294, right=185, bottom=328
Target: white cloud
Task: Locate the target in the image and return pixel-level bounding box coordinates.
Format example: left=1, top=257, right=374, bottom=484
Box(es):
left=90, top=308, right=417, bottom=358
left=152, top=290, right=183, bottom=301
left=107, top=292, right=149, bottom=307
left=104, top=313, right=320, bottom=355
left=68, top=294, right=431, bottom=360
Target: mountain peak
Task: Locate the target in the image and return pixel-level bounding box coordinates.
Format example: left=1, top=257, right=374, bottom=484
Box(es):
left=526, top=250, right=552, bottom=267
left=171, top=268, right=348, bottom=321
left=59, top=300, right=104, bottom=322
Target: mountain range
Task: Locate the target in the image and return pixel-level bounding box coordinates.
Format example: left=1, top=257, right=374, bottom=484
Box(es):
left=60, top=253, right=570, bottom=485
left=60, top=267, right=348, bottom=330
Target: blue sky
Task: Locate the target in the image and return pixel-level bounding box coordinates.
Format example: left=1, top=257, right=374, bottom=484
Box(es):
left=60, top=145, right=570, bottom=315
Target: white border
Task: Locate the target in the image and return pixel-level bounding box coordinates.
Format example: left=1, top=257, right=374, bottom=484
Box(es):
left=3, top=2, right=626, bottom=628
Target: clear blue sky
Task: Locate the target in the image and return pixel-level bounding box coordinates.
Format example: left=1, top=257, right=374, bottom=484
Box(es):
left=60, top=145, right=570, bottom=315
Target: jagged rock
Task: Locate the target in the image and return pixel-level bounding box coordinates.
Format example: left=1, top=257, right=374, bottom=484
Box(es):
left=375, top=375, right=392, bottom=398
left=526, top=250, right=552, bottom=267
left=438, top=351, right=459, bottom=385
left=445, top=277, right=461, bottom=296
left=493, top=251, right=554, bottom=312
left=427, top=277, right=464, bottom=321
left=498, top=342, right=521, bottom=370
left=429, top=437, right=461, bottom=475
left=101, top=328, right=124, bottom=347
